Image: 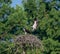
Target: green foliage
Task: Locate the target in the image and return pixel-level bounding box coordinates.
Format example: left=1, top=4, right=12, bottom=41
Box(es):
left=0, top=0, right=60, bottom=54
left=0, top=41, right=15, bottom=54
left=0, top=0, right=15, bottom=38
left=6, top=6, right=28, bottom=35
left=43, top=38, right=60, bottom=54
left=22, top=0, right=60, bottom=54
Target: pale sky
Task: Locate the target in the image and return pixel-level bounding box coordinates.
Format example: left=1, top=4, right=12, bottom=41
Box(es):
left=11, top=0, right=22, bottom=7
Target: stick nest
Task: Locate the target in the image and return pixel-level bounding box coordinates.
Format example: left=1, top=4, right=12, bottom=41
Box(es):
left=15, top=34, right=43, bottom=50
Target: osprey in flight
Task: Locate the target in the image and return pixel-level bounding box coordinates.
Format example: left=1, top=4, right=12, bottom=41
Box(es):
left=23, top=18, right=38, bottom=34
left=32, top=18, right=38, bottom=31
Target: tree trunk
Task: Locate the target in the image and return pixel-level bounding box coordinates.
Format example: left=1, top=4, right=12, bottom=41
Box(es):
left=22, top=51, right=25, bottom=54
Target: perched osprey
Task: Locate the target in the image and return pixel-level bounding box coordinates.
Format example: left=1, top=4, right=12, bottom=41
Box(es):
left=23, top=28, right=31, bottom=34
